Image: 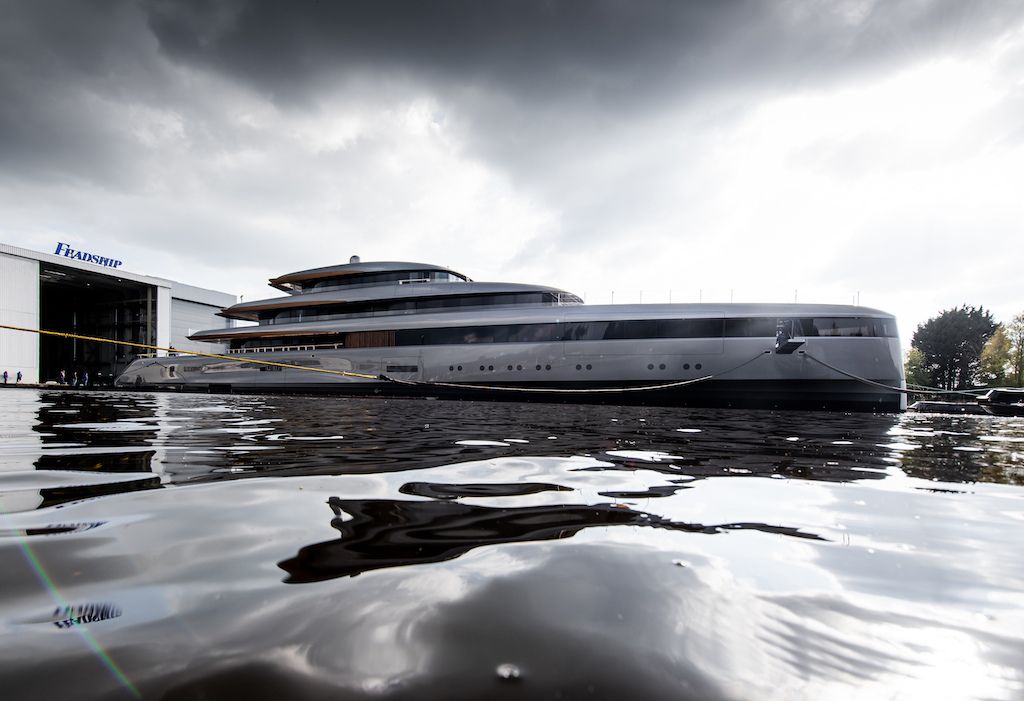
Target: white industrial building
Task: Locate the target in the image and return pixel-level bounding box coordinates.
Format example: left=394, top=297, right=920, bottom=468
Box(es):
left=0, top=242, right=236, bottom=385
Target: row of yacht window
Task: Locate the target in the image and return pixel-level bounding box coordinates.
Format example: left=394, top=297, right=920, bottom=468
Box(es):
left=295, top=270, right=470, bottom=293
left=260, top=292, right=581, bottom=324
left=229, top=316, right=896, bottom=350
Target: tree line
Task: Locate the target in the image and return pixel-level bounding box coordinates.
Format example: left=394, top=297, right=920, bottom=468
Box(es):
left=904, top=306, right=1024, bottom=390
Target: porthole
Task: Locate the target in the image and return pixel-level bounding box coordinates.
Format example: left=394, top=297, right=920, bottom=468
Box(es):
left=517, top=364, right=523, bottom=371
left=576, top=364, right=582, bottom=370
left=457, top=365, right=463, bottom=371
left=536, top=364, right=542, bottom=371
left=659, top=363, right=666, bottom=370
left=480, top=365, right=485, bottom=371
left=507, top=365, right=513, bottom=371
left=695, top=363, right=702, bottom=370
left=449, top=366, right=454, bottom=371
left=488, top=365, right=494, bottom=371
left=545, top=364, right=551, bottom=371
left=683, top=363, right=690, bottom=370
left=586, top=364, right=593, bottom=370
left=647, top=363, right=655, bottom=370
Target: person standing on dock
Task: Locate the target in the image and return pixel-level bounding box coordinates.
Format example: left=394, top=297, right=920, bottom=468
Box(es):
left=58, top=369, right=66, bottom=384
left=2, top=370, right=7, bottom=385
left=81, top=370, right=89, bottom=387
left=71, top=370, right=78, bottom=386
left=16, top=371, right=22, bottom=384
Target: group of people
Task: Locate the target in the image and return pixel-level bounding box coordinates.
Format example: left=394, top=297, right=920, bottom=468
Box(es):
left=1, top=369, right=98, bottom=386
left=57, top=369, right=90, bottom=386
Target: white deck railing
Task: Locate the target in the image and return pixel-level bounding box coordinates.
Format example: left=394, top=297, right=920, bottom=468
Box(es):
left=226, top=343, right=344, bottom=354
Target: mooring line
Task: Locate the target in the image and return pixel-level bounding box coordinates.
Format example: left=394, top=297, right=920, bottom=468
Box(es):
left=800, top=352, right=982, bottom=396
left=1, top=323, right=776, bottom=394
left=381, top=373, right=714, bottom=393
left=0, top=324, right=380, bottom=380
left=379, top=350, right=772, bottom=394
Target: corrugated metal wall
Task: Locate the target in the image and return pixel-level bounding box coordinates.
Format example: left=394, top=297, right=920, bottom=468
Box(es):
left=157, top=285, right=171, bottom=354
left=0, top=252, right=40, bottom=383
left=171, top=298, right=230, bottom=354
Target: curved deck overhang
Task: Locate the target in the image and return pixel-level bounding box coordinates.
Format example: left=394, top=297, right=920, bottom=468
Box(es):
left=269, top=261, right=468, bottom=292
left=192, top=302, right=894, bottom=342
left=219, top=281, right=573, bottom=321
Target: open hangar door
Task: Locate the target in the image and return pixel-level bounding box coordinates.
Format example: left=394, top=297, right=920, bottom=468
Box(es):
left=38, top=263, right=157, bottom=385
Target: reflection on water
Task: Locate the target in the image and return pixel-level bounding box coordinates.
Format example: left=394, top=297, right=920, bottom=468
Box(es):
left=279, top=494, right=826, bottom=583
left=0, top=388, right=1022, bottom=699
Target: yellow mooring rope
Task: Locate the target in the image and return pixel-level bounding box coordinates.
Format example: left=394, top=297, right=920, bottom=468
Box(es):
left=0, top=322, right=763, bottom=393
left=0, top=324, right=381, bottom=380
left=0, top=322, right=786, bottom=394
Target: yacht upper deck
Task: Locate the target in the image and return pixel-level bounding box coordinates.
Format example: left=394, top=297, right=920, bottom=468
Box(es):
left=269, top=260, right=470, bottom=293
left=193, top=258, right=898, bottom=347
left=220, top=281, right=582, bottom=322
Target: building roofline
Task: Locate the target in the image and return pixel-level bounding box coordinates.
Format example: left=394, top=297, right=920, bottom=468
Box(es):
left=1, top=242, right=235, bottom=306
left=2, top=242, right=173, bottom=288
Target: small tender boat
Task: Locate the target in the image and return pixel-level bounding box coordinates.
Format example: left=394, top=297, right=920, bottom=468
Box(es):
left=907, top=400, right=989, bottom=415
left=975, top=388, right=1024, bottom=417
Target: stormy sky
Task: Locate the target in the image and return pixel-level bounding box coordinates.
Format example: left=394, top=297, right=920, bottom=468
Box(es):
left=2, top=0, right=1022, bottom=340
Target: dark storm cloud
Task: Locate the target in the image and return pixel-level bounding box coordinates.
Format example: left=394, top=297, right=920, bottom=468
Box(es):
left=0, top=1, right=152, bottom=184
left=2, top=0, right=1020, bottom=188
left=144, top=0, right=751, bottom=104
left=143, top=0, right=1021, bottom=105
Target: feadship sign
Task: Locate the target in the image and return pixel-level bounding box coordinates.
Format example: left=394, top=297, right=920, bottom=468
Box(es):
left=54, top=242, right=123, bottom=269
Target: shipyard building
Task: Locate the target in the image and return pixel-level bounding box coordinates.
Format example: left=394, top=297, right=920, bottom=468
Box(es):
left=0, top=242, right=236, bottom=385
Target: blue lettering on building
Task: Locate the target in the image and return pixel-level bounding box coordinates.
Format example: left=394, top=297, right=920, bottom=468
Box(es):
left=54, top=242, right=123, bottom=269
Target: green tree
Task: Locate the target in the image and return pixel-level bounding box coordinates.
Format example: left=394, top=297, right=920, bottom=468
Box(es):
left=1007, top=312, right=1024, bottom=387
left=979, top=326, right=1010, bottom=386
left=904, top=348, right=931, bottom=387
left=911, top=305, right=997, bottom=390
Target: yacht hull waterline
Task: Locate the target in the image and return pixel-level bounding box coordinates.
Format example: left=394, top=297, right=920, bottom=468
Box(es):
left=115, top=258, right=906, bottom=411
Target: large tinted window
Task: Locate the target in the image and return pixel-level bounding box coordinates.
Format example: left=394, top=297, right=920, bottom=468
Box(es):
left=396, top=323, right=563, bottom=346
left=605, top=320, right=658, bottom=339
left=658, top=319, right=724, bottom=338
left=228, top=314, right=896, bottom=351
left=306, top=270, right=467, bottom=292
left=563, top=322, right=607, bottom=341
left=561, top=319, right=724, bottom=341
left=795, top=317, right=897, bottom=337
left=723, top=318, right=778, bottom=337
left=264, top=292, right=561, bottom=324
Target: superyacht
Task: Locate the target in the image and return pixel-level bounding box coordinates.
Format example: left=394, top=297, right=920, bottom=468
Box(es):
left=115, top=257, right=906, bottom=411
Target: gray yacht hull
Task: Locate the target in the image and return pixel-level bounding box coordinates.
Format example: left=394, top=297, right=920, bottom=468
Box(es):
left=115, top=335, right=905, bottom=412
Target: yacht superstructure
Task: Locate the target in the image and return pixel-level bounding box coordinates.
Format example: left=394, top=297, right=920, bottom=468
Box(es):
left=115, top=258, right=906, bottom=411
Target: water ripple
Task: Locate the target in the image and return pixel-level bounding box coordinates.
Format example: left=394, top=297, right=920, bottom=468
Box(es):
left=0, top=389, right=1022, bottom=699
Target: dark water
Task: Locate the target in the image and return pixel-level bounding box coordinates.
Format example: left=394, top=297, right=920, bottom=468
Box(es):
left=1, top=388, right=1023, bottom=700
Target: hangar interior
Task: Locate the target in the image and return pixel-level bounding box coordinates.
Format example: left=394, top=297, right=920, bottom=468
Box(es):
left=39, top=263, right=157, bottom=385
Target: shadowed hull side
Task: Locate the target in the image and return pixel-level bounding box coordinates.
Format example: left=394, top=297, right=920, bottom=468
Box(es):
left=125, top=378, right=903, bottom=412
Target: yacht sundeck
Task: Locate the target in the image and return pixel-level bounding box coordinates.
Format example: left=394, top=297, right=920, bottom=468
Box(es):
left=115, top=258, right=906, bottom=411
